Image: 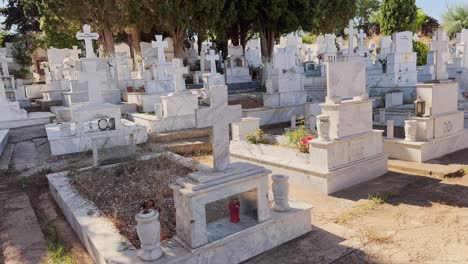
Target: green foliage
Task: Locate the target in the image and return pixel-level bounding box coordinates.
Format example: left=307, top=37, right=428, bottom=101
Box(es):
left=36, top=2, right=82, bottom=49
left=413, top=40, right=429, bottom=66
left=301, top=33, right=316, bottom=44
left=414, top=8, right=439, bottom=36
left=355, top=0, right=380, bottom=27
left=284, top=126, right=312, bottom=153
left=380, top=0, right=417, bottom=35
left=0, top=0, right=41, bottom=34
left=442, top=4, right=468, bottom=39
left=11, top=34, right=38, bottom=75
left=245, top=129, right=269, bottom=145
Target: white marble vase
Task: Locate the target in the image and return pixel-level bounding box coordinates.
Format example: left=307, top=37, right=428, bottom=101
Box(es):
left=404, top=120, right=417, bottom=142
left=135, top=209, right=163, bottom=261
left=317, top=115, right=331, bottom=141
left=272, top=174, right=290, bottom=212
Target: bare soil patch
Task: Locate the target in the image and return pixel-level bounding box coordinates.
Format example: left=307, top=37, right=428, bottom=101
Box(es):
left=69, top=155, right=194, bottom=248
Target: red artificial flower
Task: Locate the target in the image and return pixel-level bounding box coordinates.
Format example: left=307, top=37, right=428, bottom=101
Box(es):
left=300, top=136, right=314, bottom=145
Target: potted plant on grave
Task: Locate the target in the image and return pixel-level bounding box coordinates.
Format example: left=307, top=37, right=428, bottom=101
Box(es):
left=138, top=85, right=146, bottom=92
left=135, top=198, right=163, bottom=261
left=378, top=58, right=387, bottom=73
left=285, top=126, right=314, bottom=153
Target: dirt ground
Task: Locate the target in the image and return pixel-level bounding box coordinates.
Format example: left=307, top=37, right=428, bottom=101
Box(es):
left=2, top=124, right=468, bottom=264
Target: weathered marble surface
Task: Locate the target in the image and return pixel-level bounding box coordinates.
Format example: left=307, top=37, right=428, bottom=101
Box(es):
left=128, top=112, right=196, bottom=133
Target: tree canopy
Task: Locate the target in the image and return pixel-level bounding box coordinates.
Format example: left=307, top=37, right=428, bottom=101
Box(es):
left=442, top=4, right=468, bottom=39
left=380, top=0, right=417, bottom=35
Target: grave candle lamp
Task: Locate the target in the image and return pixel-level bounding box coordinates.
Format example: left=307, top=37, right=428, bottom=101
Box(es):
left=414, top=97, right=425, bottom=117
left=228, top=198, right=240, bottom=223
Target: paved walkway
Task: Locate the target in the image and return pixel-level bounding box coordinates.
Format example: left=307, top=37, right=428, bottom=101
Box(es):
left=0, top=180, right=48, bottom=264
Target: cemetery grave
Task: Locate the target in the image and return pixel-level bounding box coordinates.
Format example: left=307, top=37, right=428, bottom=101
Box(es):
left=2, top=2, right=468, bottom=263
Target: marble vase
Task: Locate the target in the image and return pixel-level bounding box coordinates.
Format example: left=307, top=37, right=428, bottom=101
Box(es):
left=317, top=115, right=331, bottom=141
left=404, top=120, right=417, bottom=142
left=272, top=174, right=290, bottom=212
left=135, top=209, right=163, bottom=261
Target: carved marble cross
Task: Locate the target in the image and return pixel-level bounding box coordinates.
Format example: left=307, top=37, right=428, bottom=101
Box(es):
left=195, top=85, right=242, bottom=171
left=206, top=50, right=219, bottom=74
left=172, top=58, right=188, bottom=92
left=431, top=29, right=449, bottom=80
left=152, top=35, right=168, bottom=63
left=0, top=50, right=13, bottom=76
left=344, top=20, right=358, bottom=55
left=76, top=25, right=99, bottom=58
left=357, top=29, right=367, bottom=51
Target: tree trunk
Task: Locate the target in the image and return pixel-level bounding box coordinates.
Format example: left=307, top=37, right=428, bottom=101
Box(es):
left=129, top=25, right=142, bottom=57
left=230, top=25, right=239, bottom=46
left=173, top=27, right=185, bottom=59
left=239, top=23, right=248, bottom=65
left=260, top=28, right=275, bottom=86
left=101, top=24, right=115, bottom=57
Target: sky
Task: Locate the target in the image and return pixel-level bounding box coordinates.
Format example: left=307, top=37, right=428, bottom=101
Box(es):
left=416, top=0, right=467, bottom=22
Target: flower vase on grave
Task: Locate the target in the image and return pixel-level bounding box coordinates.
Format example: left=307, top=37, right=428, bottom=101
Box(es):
left=317, top=115, right=331, bottom=141
left=135, top=209, right=163, bottom=261
left=404, top=120, right=417, bottom=142
left=272, top=175, right=290, bottom=212
left=229, top=198, right=240, bottom=223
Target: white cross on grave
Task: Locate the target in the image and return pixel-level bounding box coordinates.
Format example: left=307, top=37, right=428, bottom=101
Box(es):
left=206, top=50, right=219, bottom=74
left=357, top=29, right=367, bottom=51
left=172, top=58, right=188, bottom=92
left=195, top=85, right=242, bottom=171
left=71, top=46, right=82, bottom=60
left=76, top=25, right=99, bottom=58
left=431, top=29, right=450, bottom=80
left=152, top=35, right=168, bottom=64
left=344, top=19, right=358, bottom=55
left=0, top=50, right=13, bottom=76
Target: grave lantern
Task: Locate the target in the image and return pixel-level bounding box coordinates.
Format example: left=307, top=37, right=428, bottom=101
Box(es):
left=414, top=97, right=425, bottom=117
left=228, top=198, right=240, bottom=223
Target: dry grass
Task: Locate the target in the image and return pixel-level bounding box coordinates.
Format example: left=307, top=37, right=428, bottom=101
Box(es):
left=69, top=155, right=194, bottom=248
left=337, top=193, right=397, bottom=224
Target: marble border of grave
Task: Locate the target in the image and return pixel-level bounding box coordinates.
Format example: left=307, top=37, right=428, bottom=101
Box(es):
left=47, top=151, right=312, bottom=264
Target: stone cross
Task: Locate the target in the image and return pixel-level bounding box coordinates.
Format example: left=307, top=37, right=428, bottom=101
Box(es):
left=357, top=29, right=367, bottom=51
left=195, top=85, right=242, bottom=171
left=344, top=20, right=358, bottom=55
left=206, top=49, right=219, bottom=74
left=172, top=58, right=188, bottom=93
left=198, top=50, right=206, bottom=72
left=76, top=25, right=99, bottom=58
left=0, top=50, right=13, bottom=76
left=71, top=46, right=82, bottom=60
left=152, top=35, right=168, bottom=63
left=431, top=29, right=449, bottom=80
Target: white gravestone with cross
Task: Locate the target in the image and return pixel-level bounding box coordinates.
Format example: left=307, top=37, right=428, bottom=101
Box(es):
left=357, top=29, right=367, bottom=52
left=172, top=58, right=188, bottom=93
left=76, top=25, right=99, bottom=58
left=431, top=29, right=450, bottom=81
left=344, top=20, right=358, bottom=55
left=0, top=50, right=13, bottom=76
left=206, top=49, right=219, bottom=74
left=152, top=35, right=168, bottom=64
left=195, top=85, right=242, bottom=171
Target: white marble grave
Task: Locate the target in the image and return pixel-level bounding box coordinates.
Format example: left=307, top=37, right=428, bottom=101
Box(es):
left=232, top=62, right=388, bottom=195
left=384, top=80, right=468, bottom=162
left=169, top=84, right=311, bottom=260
